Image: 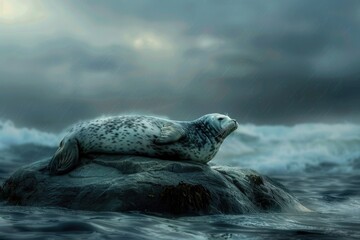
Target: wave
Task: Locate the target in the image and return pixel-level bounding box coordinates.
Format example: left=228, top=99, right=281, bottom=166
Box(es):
left=216, top=123, right=360, bottom=175
left=0, top=120, right=62, bottom=150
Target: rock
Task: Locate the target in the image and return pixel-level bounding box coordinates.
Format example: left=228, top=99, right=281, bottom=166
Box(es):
left=0, top=155, right=309, bottom=215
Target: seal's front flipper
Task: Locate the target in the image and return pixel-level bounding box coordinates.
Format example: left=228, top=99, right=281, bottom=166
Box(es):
left=154, top=123, right=185, bottom=145
left=48, top=138, right=80, bottom=175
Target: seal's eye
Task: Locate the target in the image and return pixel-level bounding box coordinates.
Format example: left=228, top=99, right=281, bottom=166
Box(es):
left=218, top=117, right=224, bottom=121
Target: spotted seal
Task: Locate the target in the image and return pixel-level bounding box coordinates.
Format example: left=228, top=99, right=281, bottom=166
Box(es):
left=48, top=113, right=238, bottom=175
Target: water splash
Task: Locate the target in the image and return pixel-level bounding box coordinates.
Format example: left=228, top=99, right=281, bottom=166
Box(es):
left=216, top=123, right=360, bottom=174
left=0, top=120, right=62, bottom=150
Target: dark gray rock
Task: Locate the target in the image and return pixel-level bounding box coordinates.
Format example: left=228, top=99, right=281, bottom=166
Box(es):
left=0, top=155, right=309, bottom=215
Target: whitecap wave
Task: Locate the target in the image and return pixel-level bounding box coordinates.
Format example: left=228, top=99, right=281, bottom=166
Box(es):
left=0, top=120, right=62, bottom=150
left=215, top=123, right=360, bottom=174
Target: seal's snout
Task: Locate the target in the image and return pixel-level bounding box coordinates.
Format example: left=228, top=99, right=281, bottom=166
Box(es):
left=230, top=118, right=237, bottom=126
left=224, top=118, right=238, bottom=133
left=232, top=119, right=238, bottom=130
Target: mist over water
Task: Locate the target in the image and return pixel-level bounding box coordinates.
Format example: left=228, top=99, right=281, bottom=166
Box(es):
left=0, top=120, right=359, bottom=239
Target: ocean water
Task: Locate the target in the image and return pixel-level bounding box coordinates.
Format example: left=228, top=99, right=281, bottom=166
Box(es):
left=0, top=120, right=359, bottom=239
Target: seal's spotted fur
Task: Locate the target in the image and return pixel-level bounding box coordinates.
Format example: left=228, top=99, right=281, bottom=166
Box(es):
left=48, top=114, right=237, bottom=175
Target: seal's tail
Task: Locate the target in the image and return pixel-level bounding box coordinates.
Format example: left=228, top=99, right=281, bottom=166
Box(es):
left=48, top=137, right=80, bottom=175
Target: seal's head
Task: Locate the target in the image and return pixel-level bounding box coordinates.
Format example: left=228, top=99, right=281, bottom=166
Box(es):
left=199, top=113, right=238, bottom=140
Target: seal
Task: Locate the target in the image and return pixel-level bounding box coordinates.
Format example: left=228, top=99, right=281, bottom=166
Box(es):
left=48, top=113, right=238, bottom=175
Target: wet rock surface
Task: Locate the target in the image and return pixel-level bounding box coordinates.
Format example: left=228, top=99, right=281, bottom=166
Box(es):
left=0, top=155, right=308, bottom=215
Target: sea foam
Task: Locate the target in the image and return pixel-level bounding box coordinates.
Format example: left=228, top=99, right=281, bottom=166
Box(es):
left=0, top=120, right=62, bottom=150
left=216, top=123, right=360, bottom=174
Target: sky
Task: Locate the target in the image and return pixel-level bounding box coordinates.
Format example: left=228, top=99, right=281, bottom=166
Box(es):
left=0, top=0, right=360, bottom=132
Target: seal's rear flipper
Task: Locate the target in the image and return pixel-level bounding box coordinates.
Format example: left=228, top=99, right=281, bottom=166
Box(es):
left=48, top=138, right=80, bottom=175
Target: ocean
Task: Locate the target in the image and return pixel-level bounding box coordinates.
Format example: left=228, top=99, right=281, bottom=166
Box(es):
left=0, top=120, right=359, bottom=239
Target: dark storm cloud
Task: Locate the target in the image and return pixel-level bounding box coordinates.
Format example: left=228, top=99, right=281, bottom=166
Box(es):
left=183, top=68, right=360, bottom=124
left=0, top=37, right=182, bottom=130
left=252, top=31, right=329, bottom=58
left=182, top=0, right=360, bottom=124
left=31, top=38, right=136, bottom=74
left=1, top=0, right=360, bottom=131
